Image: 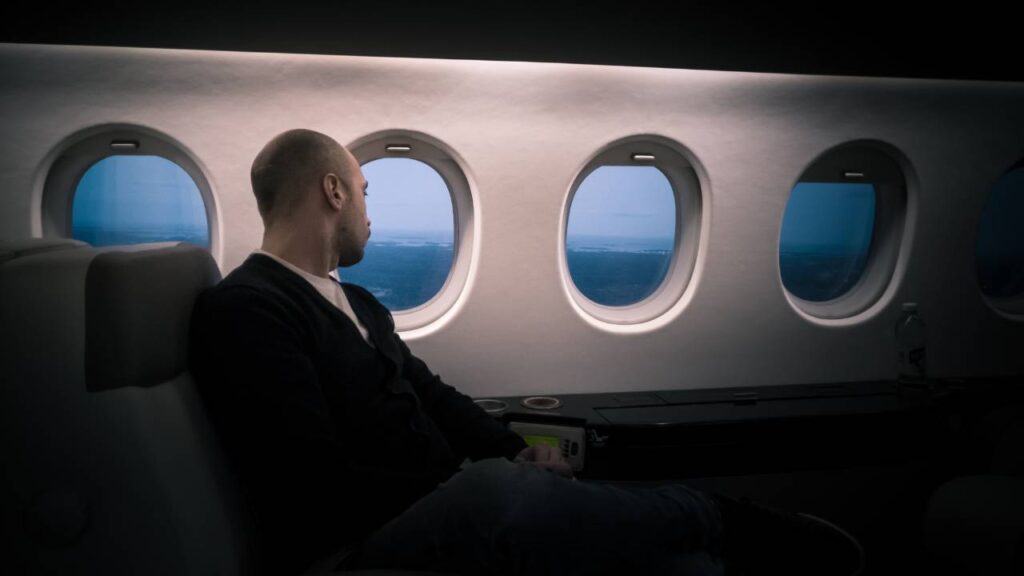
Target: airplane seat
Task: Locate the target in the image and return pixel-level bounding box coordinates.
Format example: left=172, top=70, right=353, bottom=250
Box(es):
left=0, top=236, right=87, bottom=264
left=1, top=241, right=255, bottom=575
left=1, top=239, right=457, bottom=576
left=923, top=401, right=1024, bottom=575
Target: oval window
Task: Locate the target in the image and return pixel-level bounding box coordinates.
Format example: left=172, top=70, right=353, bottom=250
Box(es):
left=779, top=142, right=907, bottom=321
left=566, top=166, right=676, bottom=306
left=339, top=157, right=455, bottom=311
left=779, top=182, right=876, bottom=302
left=976, top=164, right=1024, bottom=300
left=71, top=155, right=210, bottom=247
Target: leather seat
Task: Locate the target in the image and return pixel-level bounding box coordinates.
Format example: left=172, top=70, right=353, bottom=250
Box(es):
left=1, top=241, right=251, bottom=574
left=2, top=239, right=452, bottom=575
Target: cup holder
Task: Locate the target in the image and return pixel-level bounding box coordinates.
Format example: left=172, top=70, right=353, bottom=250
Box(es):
left=521, top=396, right=562, bottom=410
left=473, top=399, right=508, bottom=414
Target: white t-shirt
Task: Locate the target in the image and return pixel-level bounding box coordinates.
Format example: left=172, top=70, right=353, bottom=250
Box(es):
left=254, top=250, right=372, bottom=345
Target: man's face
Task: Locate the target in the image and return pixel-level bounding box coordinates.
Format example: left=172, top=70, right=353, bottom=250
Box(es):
left=335, top=150, right=371, bottom=268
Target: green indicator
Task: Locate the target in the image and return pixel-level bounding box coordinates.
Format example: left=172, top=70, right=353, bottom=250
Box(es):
left=524, top=435, right=560, bottom=448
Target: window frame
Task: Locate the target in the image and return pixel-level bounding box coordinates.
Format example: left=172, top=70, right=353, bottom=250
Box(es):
left=780, top=142, right=908, bottom=320
left=560, top=136, right=703, bottom=326
left=975, top=159, right=1024, bottom=317
left=40, top=124, right=218, bottom=255
left=347, top=131, right=475, bottom=333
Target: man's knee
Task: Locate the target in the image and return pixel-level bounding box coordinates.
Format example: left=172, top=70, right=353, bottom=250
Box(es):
left=436, top=458, right=561, bottom=528
left=432, top=459, right=523, bottom=523
left=445, top=458, right=554, bottom=495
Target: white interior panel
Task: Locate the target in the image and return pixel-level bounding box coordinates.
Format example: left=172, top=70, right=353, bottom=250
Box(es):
left=2, top=43, right=1022, bottom=396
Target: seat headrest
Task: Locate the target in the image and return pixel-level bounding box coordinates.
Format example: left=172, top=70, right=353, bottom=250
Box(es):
left=85, top=243, right=221, bottom=391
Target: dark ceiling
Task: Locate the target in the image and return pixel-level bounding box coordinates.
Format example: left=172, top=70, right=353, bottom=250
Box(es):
left=2, top=1, right=1020, bottom=83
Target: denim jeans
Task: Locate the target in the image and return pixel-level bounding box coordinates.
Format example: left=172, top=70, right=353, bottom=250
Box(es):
left=343, top=458, right=725, bottom=575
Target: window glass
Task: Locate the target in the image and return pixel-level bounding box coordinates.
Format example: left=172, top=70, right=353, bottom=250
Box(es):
left=340, top=158, right=455, bottom=311
left=566, top=166, right=676, bottom=306
left=976, top=166, right=1024, bottom=299
left=779, top=182, right=876, bottom=301
left=71, top=155, right=209, bottom=247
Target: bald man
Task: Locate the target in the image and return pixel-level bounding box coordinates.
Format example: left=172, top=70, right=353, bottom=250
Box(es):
left=189, top=129, right=863, bottom=576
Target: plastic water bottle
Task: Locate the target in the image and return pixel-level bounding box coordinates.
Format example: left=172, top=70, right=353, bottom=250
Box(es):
left=895, top=302, right=927, bottom=383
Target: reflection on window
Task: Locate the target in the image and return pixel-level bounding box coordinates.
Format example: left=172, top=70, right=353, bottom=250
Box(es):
left=71, top=156, right=209, bottom=247
left=340, top=158, right=455, bottom=311
left=779, top=183, right=876, bottom=301
left=977, top=166, right=1024, bottom=299
left=566, top=166, right=676, bottom=306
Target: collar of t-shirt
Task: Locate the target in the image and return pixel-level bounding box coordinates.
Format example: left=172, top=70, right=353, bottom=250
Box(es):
left=253, top=250, right=372, bottom=345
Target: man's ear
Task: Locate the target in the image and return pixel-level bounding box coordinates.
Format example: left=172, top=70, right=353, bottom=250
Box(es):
left=322, top=173, right=345, bottom=211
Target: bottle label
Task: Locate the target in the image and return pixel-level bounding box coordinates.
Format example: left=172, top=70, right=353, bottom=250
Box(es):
left=899, top=347, right=927, bottom=380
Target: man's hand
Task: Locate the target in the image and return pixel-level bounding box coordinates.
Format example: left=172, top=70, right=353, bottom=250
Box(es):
left=514, top=444, right=575, bottom=479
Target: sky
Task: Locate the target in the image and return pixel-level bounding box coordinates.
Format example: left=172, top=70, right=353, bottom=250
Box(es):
left=977, top=167, right=1024, bottom=259
left=567, top=166, right=676, bottom=243
left=70, top=155, right=1023, bottom=300
left=362, top=157, right=454, bottom=237
left=976, top=167, right=1024, bottom=297
left=72, top=156, right=207, bottom=233
left=73, top=157, right=1022, bottom=286
left=74, top=157, right=880, bottom=254
left=779, top=182, right=876, bottom=253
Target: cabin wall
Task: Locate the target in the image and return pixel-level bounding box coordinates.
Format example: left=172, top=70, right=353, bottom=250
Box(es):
left=2, top=43, right=1022, bottom=396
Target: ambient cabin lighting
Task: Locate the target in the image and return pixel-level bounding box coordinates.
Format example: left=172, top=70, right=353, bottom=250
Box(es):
left=386, top=145, right=412, bottom=153
left=632, top=153, right=656, bottom=162
left=843, top=171, right=865, bottom=179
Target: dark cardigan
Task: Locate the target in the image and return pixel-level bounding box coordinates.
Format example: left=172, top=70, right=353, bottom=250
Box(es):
left=189, top=254, right=526, bottom=573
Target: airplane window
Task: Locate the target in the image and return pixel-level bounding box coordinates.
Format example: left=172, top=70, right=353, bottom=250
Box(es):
left=566, top=166, right=676, bottom=306
left=340, top=157, right=455, bottom=311
left=71, top=155, right=210, bottom=247
left=976, top=165, right=1024, bottom=299
left=779, top=182, right=876, bottom=302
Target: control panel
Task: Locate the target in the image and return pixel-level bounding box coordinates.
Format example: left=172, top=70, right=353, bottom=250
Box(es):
left=506, top=420, right=586, bottom=472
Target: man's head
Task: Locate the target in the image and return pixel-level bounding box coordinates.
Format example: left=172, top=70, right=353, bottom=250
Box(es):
left=251, top=129, right=370, bottom=267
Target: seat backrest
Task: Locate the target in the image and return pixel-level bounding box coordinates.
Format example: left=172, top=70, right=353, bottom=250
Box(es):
left=1, top=240, right=253, bottom=575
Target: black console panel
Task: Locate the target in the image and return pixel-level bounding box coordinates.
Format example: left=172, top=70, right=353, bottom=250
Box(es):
left=477, top=379, right=1021, bottom=481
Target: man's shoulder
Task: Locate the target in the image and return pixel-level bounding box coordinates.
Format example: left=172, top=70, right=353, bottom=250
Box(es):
left=339, top=282, right=391, bottom=316
left=195, top=255, right=305, bottom=318
left=216, top=253, right=279, bottom=287
left=338, top=281, right=375, bottom=304
left=339, top=282, right=396, bottom=334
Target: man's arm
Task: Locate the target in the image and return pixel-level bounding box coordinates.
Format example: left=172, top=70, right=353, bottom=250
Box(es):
left=189, top=287, right=444, bottom=551
left=398, top=343, right=574, bottom=478
left=394, top=336, right=528, bottom=462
